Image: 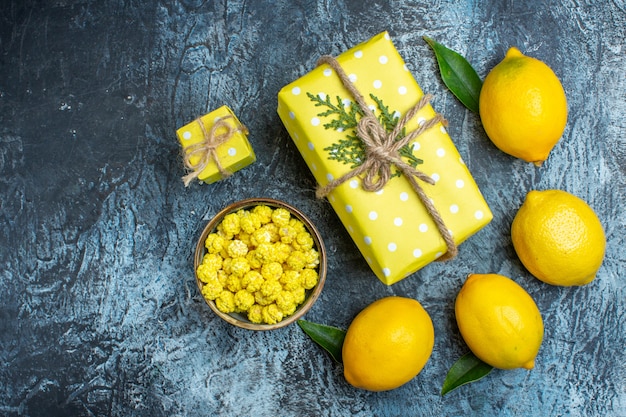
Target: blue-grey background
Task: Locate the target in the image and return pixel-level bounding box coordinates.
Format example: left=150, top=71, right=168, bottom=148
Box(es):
left=1, top=1, right=624, bottom=416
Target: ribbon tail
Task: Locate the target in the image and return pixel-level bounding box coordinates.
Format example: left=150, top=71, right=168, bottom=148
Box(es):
left=404, top=173, right=458, bottom=260
left=182, top=170, right=201, bottom=187
left=316, top=163, right=369, bottom=199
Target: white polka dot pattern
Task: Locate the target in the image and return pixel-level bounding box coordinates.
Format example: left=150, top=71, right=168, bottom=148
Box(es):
left=276, top=31, right=493, bottom=285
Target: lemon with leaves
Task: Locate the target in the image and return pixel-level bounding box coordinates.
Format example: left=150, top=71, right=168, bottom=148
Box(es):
left=479, top=47, right=567, bottom=165
left=455, top=273, right=544, bottom=370
left=341, top=296, right=434, bottom=391
left=511, top=189, right=606, bottom=286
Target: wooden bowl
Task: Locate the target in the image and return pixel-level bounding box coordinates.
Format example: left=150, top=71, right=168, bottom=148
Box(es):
left=194, top=198, right=327, bottom=330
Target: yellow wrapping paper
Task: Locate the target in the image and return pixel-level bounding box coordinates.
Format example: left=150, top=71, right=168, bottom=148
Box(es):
left=176, top=105, right=256, bottom=184
left=277, top=32, right=492, bottom=285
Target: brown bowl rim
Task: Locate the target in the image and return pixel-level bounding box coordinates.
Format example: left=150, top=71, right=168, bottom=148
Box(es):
left=194, top=197, right=327, bottom=330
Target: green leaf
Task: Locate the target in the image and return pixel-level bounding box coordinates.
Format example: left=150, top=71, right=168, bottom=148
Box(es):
left=424, top=36, right=482, bottom=113
left=297, top=320, right=346, bottom=363
left=441, top=351, right=493, bottom=395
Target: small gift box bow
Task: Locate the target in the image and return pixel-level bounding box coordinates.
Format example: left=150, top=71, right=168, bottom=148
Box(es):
left=315, top=55, right=458, bottom=260
left=181, top=115, right=248, bottom=187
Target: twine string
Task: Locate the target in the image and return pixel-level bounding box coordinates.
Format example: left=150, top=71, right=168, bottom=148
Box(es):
left=315, top=55, right=458, bottom=260
left=181, top=115, right=247, bottom=187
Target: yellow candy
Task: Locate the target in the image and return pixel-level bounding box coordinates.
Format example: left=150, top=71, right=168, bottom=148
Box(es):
left=197, top=205, right=321, bottom=324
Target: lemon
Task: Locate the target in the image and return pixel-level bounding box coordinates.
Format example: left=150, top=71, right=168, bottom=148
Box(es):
left=455, top=273, right=544, bottom=370
left=479, top=47, right=567, bottom=165
left=342, top=296, right=434, bottom=391
left=511, top=189, right=606, bottom=286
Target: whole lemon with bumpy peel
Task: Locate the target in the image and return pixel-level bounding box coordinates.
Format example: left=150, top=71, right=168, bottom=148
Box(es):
left=455, top=273, right=544, bottom=370
left=342, top=296, right=434, bottom=391
left=511, top=189, right=606, bottom=286
left=479, top=47, right=567, bottom=165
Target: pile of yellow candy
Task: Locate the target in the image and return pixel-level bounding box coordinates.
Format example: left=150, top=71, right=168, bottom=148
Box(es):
left=196, top=205, right=320, bottom=324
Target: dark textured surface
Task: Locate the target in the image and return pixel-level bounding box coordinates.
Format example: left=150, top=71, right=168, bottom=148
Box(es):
left=1, top=1, right=624, bottom=416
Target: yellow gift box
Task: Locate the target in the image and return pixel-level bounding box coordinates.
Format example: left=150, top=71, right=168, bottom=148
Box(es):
left=277, top=32, right=492, bottom=285
left=176, top=105, right=256, bottom=185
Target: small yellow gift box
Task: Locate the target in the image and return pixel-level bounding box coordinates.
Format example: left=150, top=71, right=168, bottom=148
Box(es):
left=277, top=32, right=492, bottom=285
left=176, top=105, right=256, bottom=185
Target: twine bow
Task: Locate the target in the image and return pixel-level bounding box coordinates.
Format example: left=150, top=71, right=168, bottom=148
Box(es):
left=315, top=55, right=458, bottom=260
left=181, top=115, right=247, bottom=187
